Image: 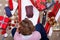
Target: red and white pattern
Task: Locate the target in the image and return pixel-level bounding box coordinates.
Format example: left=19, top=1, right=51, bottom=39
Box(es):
left=45, top=1, right=60, bottom=34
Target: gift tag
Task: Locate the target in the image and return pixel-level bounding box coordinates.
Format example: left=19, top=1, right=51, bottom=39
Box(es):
left=25, top=5, right=33, bottom=18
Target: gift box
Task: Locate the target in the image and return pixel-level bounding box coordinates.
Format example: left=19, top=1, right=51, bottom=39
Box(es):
left=0, top=16, right=10, bottom=29
left=5, top=6, right=12, bottom=17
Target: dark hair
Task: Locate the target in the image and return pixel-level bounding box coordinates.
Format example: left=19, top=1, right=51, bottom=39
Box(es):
left=18, top=18, right=35, bottom=35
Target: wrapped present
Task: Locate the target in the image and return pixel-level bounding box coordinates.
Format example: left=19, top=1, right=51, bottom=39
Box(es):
left=5, top=7, right=12, bottom=17
left=8, top=0, right=13, bottom=10
left=0, top=16, right=10, bottom=29
left=25, top=5, right=33, bottom=18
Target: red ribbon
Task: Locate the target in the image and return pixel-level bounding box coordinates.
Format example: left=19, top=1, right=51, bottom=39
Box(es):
left=9, top=0, right=13, bottom=10
left=18, top=0, right=21, bottom=22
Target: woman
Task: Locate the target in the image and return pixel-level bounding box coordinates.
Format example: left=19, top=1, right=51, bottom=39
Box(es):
left=12, top=18, right=41, bottom=40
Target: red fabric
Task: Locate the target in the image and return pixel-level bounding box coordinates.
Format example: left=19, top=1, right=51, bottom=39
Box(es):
left=0, top=16, right=10, bottom=29
left=9, top=0, right=13, bottom=10
left=45, top=22, right=51, bottom=34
